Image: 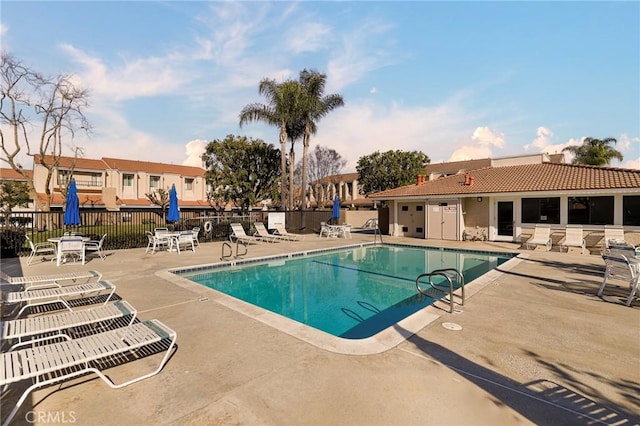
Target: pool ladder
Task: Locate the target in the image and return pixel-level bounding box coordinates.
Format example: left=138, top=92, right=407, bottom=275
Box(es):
left=373, top=227, right=383, bottom=244
left=415, top=268, right=465, bottom=313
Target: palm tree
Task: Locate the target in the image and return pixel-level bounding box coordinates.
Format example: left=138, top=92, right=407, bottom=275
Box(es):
left=239, top=79, right=303, bottom=209
left=562, top=137, right=623, bottom=166
left=298, top=70, right=345, bottom=208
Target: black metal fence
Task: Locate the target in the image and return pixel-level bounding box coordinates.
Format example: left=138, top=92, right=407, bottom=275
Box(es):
left=0, top=209, right=338, bottom=257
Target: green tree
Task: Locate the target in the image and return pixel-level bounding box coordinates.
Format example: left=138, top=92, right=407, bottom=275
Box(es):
left=201, top=135, right=280, bottom=212
left=562, top=137, right=623, bottom=166
left=0, top=180, right=30, bottom=226
left=357, top=150, right=430, bottom=195
left=239, top=79, right=303, bottom=209
left=298, top=70, right=344, bottom=209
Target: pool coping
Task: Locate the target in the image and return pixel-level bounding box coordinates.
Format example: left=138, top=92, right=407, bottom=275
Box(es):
left=157, top=243, right=526, bottom=355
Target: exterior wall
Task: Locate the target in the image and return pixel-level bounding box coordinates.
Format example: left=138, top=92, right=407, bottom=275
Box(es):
left=462, top=197, right=489, bottom=240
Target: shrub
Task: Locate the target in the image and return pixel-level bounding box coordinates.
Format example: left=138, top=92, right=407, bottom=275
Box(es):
left=0, top=228, right=26, bottom=258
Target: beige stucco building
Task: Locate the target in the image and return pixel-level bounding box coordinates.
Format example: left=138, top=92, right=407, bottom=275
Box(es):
left=370, top=154, right=640, bottom=247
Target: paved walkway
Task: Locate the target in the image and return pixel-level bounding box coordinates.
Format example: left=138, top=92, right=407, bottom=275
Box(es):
left=1, top=233, right=638, bottom=425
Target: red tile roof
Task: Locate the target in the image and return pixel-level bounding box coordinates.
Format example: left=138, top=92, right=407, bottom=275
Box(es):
left=370, top=163, right=640, bottom=198
left=102, top=157, right=205, bottom=177
left=0, top=168, right=32, bottom=180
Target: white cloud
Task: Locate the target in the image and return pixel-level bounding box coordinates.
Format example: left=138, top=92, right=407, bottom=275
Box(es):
left=448, top=126, right=505, bottom=161
left=61, top=44, right=192, bottom=101
left=183, top=139, right=207, bottom=167
left=370, top=87, right=377, bottom=94
left=0, top=23, right=7, bottom=36
left=286, top=22, right=333, bottom=54
left=306, top=93, right=480, bottom=171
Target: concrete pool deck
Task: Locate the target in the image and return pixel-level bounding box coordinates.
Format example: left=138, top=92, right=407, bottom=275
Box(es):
left=1, top=233, right=639, bottom=425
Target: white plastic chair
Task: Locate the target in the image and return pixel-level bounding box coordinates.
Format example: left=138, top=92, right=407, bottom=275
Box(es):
left=24, top=235, right=57, bottom=265
left=174, top=231, right=196, bottom=253
left=56, top=237, right=85, bottom=266
left=192, top=227, right=200, bottom=246
left=604, top=225, right=626, bottom=248
left=85, top=233, right=107, bottom=260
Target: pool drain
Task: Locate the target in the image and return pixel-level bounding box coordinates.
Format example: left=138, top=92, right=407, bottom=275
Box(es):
left=442, top=322, right=462, bottom=331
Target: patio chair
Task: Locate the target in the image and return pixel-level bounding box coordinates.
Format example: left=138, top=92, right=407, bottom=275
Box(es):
left=560, top=225, right=585, bottom=254
left=2, top=300, right=137, bottom=351
left=1, top=280, right=116, bottom=318
left=145, top=231, right=169, bottom=254
left=0, top=319, right=177, bottom=426
left=174, top=231, right=196, bottom=253
left=192, top=227, right=201, bottom=246
left=85, top=233, right=107, bottom=261
left=24, top=235, right=57, bottom=265
left=523, top=224, right=552, bottom=251
left=604, top=225, right=626, bottom=248
left=56, top=237, right=86, bottom=266
left=229, top=223, right=261, bottom=244
left=273, top=225, right=303, bottom=241
left=0, top=270, right=102, bottom=290
left=319, top=222, right=338, bottom=238
left=597, top=253, right=639, bottom=306
left=254, top=222, right=286, bottom=242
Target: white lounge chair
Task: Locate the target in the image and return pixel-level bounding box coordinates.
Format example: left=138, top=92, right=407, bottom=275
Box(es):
left=229, top=223, right=261, bottom=244
left=24, top=235, right=57, bottom=265
left=272, top=225, right=303, bottom=241
left=0, top=270, right=102, bottom=290
left=85, top=233, right=107, bottom=261
left=560, top=225, right=585, bottom=254
left=597, top=253, right=639, bottom=306
left=1, top=300, right=137, bottom=351
left=254, top=222, right=286, bottom=242
left=604, top=225, right=626, bottom=248
left=524, top=224, right=552, bottom=251
left=2, top=280, right=116, bottom=317
left=0, top=319, right=177, bottom=426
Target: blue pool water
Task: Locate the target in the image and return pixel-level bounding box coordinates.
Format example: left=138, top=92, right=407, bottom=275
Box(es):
left=178, top=245, right=513, bottom=339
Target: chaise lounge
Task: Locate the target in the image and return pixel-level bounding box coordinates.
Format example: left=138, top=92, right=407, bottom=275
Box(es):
left=0, top=319, right=177, bottom=426
left=1, top=280, right=116, bottom=317
left=523, top=224, right=552, bottom=251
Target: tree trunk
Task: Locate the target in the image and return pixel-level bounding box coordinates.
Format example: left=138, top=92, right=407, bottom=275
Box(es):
left=279, top=124, right=287, bottom=210
left=301, top=127, right=310, bottom=210
left=289, top=149, right=295, bottom=210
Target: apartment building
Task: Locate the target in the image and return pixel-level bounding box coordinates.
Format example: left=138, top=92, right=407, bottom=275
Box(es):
left=31, top=155, right=210, bottom=211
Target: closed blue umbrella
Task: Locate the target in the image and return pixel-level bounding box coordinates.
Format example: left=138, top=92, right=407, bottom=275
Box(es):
left=331, top=194, right=340, bottom=224
left=63, top=180, right=81, bottom=226
left=167, top=184, right=180, bottom=223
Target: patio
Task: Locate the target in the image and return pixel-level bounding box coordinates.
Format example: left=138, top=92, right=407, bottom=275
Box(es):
left=1, top=233, right=638, bottom=425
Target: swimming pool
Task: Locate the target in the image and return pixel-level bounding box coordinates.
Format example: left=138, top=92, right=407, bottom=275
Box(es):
left=175, top=244, right=514, bottom=342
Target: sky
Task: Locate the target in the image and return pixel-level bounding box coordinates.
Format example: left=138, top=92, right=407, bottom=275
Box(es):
left=1, top=1, right=639, bottom=172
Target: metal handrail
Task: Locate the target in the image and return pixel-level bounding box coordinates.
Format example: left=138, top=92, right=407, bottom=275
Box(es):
left=373, top=227, right=383, bottom=244
left=416, top=271, right=453, bottom=313
left=431, top=268, right=465, bottom=306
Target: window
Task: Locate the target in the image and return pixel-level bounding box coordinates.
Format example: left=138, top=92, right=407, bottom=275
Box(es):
left=522, top=198, right=560, bottom=224
left=401, top=205, right=408, bottom=211
left=185, top=178, right=194, bottom=191
left=123, top=174, right=134, bottom=187
left=568, top=196, right=614, bottom=225
left=416, top=205, right=423, bottom=212
left=402, top=226, right=409, bottom=232
left=416, top=227, right=423, bottom=233
left=149, top=176, right=160, bottom=189
left=90, top=173, right=102, bottom=187
left=623, top=195, right=640, bottom=226
left=58, top=171, right=69, bottom=186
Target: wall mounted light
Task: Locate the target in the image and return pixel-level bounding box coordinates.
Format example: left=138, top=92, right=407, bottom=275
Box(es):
left=477, top=197, right=483, bottom=202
